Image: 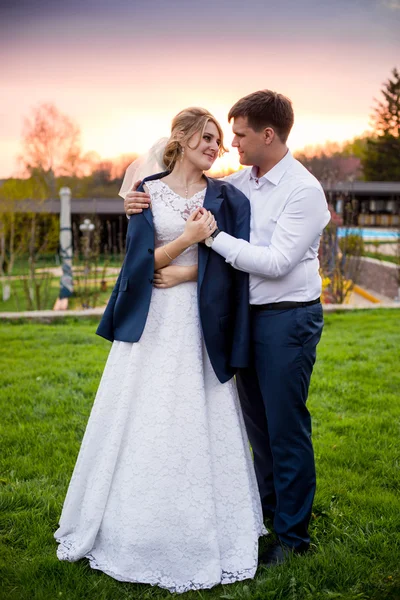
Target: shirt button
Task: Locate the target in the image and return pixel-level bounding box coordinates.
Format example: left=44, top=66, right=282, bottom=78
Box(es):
left=149, top=278, right=153, bottom=284
left=148, top=248, right=154, bottom=254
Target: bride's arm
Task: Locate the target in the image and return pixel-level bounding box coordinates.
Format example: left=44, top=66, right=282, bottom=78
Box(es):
left=154, top=265, right=198, bottom=288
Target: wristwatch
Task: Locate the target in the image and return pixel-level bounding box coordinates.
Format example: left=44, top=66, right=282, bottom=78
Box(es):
left=205, top=228, right=221, bottom=248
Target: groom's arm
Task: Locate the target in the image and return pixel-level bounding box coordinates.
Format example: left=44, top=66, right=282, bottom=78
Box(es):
left=124, top=182, right=150, bottom=216
left=212, top=185, right=330, bottom=279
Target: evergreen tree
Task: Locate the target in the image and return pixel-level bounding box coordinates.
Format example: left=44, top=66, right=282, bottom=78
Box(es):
left=362, top=68, right=400, bottom=181
left=371, top=67, right=400, bottom=137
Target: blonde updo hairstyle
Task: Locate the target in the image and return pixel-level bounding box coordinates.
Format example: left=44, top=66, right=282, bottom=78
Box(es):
left=163, top=107, right=228, bottom=172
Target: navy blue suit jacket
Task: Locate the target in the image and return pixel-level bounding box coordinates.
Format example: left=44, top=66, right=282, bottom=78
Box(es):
left=96, top=171, right=251, bottom=383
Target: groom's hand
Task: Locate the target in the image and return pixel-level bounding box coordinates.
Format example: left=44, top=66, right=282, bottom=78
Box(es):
left=124, top=181, right=150, bottom=215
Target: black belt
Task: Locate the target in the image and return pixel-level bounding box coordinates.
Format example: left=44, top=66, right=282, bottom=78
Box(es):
left=250, top=298, right=321, bottom=311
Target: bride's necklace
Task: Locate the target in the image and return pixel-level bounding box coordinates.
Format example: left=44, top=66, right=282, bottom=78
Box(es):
left=184, top=177, right=204, bottom=199
left=169, top=176, right=204, bottom=199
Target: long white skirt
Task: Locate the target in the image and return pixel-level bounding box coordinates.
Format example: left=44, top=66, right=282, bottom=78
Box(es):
left=55, top=280, right=266, bottom=593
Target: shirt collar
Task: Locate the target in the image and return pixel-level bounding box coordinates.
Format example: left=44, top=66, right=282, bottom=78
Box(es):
left=250, top=150, right=293, bottom=186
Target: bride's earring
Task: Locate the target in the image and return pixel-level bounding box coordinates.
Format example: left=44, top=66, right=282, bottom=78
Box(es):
left=180, top=147, right=185, bottom=163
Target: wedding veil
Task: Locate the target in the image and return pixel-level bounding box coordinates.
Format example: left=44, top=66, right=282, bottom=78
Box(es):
left=118, top=137, right=169, bottom=199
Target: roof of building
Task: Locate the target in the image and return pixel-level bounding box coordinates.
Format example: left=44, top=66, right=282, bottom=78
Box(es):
left=322, top=181, right=400, bottom=194
left=7, top=181, right=400, bottom=215
left=12, top=198, right=124, bottom=215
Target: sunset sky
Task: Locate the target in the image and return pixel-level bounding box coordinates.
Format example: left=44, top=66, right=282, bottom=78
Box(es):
left=0, top=0, right=399, bottom=177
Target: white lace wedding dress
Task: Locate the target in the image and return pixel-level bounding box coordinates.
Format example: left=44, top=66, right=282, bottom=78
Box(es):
left=55, top=180, right=266, bottom=593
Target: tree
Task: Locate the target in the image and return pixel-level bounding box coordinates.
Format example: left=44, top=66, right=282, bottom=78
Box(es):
left=0, top=178, right=45, bottom=274
left=371, top=67, right=400, bottom=137
left=20, top=103, right=83, bottom=195
left=294, top=139, right=364, bottom=182
left=0, top=177, right=58, bottom=309
left=362, top=67, right=400, bottom=181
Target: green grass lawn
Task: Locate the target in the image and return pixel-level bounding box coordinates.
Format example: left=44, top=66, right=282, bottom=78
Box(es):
left=363, top=252, right=400, bottom=265
left=0, top=253, right=123, bottom=312
left=7, top=254, right=124, bottom=277
left=1, top=310, right=399, bottom=600
left=0, top=277, right=114, bottom=312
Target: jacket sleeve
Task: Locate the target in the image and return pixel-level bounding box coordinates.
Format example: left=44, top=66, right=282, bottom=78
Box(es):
left=222, top=185, right=251, bottom=369
left=96, top=232, right=131, bottom=341
left=96, top=267, right=123, bottom=342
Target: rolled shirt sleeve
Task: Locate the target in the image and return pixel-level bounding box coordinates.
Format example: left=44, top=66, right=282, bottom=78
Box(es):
left=212, top=185, right=331, bottom=279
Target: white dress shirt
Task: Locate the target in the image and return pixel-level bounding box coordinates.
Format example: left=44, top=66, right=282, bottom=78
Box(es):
left=213, top=151, right=331, bottom=305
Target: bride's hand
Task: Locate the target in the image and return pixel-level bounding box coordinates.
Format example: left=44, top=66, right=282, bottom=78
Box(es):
left=182, top=208, right=217, bottom=245
left=154, top=265, right=197, bottom=288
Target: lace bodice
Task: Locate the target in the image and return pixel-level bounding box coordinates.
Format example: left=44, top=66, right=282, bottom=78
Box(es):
left=146, top=180, right=205, bottom=266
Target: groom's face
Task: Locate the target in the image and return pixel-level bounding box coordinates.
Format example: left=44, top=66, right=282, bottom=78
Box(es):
left=231, top=116, right=267, bottom=166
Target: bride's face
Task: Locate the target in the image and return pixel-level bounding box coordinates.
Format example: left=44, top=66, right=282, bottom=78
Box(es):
left=184, top=122, right=221, bottom=171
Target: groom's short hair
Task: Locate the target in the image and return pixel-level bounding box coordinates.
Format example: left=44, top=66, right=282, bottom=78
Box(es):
left=228, top=90, right=294, bottom=143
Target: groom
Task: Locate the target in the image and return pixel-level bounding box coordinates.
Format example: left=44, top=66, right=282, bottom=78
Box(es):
left=124, top=90, right=331, bottom=564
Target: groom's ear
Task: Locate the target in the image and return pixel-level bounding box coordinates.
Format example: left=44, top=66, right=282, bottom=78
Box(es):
left=263, top=127, right=275, bottom=146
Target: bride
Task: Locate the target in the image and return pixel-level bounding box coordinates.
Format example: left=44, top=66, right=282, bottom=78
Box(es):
left=54, top=107, right=266, bottom=593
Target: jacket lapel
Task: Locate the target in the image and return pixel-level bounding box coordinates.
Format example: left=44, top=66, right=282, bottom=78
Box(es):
left=198, top=178, right=224, bottom=290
